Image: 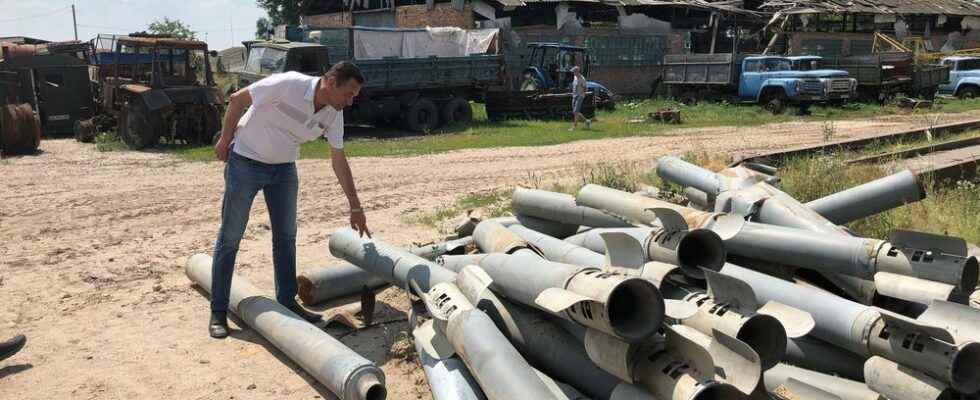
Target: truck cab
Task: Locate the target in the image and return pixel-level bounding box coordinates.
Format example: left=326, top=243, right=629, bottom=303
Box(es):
left=739, top=56, right=856, bottom=111
left=938, top=57, right=980, bottom=98
left=238, top=41, right=330, bottom=89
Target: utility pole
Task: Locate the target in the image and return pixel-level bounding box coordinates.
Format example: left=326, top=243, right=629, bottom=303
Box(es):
left=71, top=4, right=78, bottom=41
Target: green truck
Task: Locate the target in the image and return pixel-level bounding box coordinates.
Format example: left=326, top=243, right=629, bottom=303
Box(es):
left=236, top=27, right=505, bottom=133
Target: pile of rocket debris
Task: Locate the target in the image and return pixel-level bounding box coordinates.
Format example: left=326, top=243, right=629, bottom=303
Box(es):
left=186, top=155, right=980, bottom=400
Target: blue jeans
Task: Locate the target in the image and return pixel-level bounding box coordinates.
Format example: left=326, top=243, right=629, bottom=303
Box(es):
left=211, top=151, right=299, bottom=312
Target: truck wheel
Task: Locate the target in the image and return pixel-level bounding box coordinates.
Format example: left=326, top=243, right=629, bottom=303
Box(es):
left=763, top=94, right=786, bottom=115
left=958, top=86, right=979, bottom=100
left=679, top=91, right=699, bottom=105
left=442, top=97, right=473, bottom=126
left=119, top=102, right=163, bottom=150
left=405, top=98, right=439, bottom=133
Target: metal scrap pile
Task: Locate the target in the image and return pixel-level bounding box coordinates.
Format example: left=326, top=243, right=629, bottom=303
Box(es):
left=187, top=155, right=980, bottom=400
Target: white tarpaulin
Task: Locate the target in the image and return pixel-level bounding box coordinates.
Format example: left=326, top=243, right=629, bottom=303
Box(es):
left=353, top=27, right=498, bottom=59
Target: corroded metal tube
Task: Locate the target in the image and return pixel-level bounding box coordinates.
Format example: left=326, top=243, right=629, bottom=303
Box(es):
left=186, top=254, right=386, bottom=400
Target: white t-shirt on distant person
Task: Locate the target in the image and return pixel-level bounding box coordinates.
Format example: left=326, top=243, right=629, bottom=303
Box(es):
left=232, top=71, right=344, bottom=164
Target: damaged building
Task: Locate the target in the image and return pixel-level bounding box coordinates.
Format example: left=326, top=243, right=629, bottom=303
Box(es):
left=295, top=0, right=767, bottom=95
left=761, top=0, right=980, bottom=57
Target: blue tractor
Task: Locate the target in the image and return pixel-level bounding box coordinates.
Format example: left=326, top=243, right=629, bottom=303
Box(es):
left=522, top=42, right=615, bottom=110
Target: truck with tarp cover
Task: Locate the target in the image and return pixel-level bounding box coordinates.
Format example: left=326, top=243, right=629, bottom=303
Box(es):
left=236, top=27, right=504, bottom=132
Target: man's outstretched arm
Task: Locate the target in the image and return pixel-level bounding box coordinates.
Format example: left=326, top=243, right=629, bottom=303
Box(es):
left=331, top=147, right=371, bottom=237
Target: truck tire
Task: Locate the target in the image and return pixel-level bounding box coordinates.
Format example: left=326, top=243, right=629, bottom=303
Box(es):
left=958, top=86, right=979, bottom=100
left=119, top=102, right=163, bottom=150
left=762, top=93, right=786, bottom=115
left=442, top=97, right=473, bottom=126
left=404, top=98, right=439, bottom=133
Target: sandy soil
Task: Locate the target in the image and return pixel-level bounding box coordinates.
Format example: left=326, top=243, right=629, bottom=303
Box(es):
left=2, top=110, right=978, bottom=400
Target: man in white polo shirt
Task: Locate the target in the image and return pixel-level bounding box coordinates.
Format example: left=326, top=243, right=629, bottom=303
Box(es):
left=208, top=61, right=370, bottom=338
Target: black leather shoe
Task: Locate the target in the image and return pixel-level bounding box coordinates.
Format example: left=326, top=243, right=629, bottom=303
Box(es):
left=209, top=311, right=229, bottom=339
left=285, top=302, right=323, bottom=323
left=0, top=334, right=26, bottom=362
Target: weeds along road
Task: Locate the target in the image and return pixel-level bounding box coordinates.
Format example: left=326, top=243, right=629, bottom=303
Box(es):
left=1, top=109, right=979, bottom=399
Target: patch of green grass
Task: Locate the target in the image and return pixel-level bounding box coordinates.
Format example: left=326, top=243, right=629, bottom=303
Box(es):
left=94, top=130, right=128, bottom=152
left=170, top=98, right=980, bottom=161
left=409, top=190, right=513, bottom=228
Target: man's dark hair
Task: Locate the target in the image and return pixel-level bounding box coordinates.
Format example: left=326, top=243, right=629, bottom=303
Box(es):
left=326, top=61, right=365, bottom=85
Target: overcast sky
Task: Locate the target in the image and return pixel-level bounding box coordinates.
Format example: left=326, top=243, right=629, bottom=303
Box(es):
left=0, top=0, right=268, bottom=50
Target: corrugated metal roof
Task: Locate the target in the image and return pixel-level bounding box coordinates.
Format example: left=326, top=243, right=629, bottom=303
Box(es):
left=761, top=0, right=980, bottom=17
left=492, top=0, right=764, bottom=16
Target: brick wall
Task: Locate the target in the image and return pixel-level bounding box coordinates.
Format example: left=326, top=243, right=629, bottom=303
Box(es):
left=302, top=11, right=353, bottom=28
left=395, top=3, right=474, bottom=29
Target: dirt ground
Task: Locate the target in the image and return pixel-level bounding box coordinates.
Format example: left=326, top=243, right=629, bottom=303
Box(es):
left=2, top=110, right=979, bottom=400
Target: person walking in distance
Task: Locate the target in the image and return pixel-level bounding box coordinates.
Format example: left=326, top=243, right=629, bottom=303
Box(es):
left=209, top=61, right=371, bottom=339
left=569, top=66, right=591, bottom=131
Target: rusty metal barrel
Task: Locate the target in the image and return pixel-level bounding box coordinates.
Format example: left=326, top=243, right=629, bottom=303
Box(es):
left=0, top=103, right=41, bottom=155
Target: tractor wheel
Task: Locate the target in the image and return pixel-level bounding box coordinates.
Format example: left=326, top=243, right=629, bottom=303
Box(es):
left=404, top=98, right=439, bottom=133
left=958, top=86, right=979, bottom=100
left=74, top=118, right=97, bottom=143
left=203, top=105, right=222, bottom=145
left=119, top=102, right=163, bottom=150
left=441, top=97, right=473, bottom=126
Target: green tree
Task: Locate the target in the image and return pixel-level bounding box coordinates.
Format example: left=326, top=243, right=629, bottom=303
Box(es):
left=256, top=0, right=315, bottom=26
left=256, top=17, right=273, bottom=39
left=147, top=17, right=197, bottom=40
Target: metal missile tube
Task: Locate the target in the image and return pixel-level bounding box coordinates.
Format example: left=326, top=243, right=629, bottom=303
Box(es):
left=724, top=222, right=978, bottom=290
left=864, top=356, right=954, bottom=400
left=553, top=313, right=746, bottom=400
left=577, top=183, right=967, bottom=306
left=656, top=156, right=772, bottom=198
left=453, top=265, right=659, bottom=400
left=764, top=364, right=882, bottom=400
left=784, top=336, right=866, bottom=382
left=658, top=156, right=926, bottom=226
left=533, top=369, right=592, bottom=400
left=642, top=261, right=810, bottom=372
left=719, top=262, right=980, bottom=394
left=328, top=228, right=456, bottom=293
left=415, top=281, right=558, bottom=400
left=512, top=188, right=634, bottom=230
left=805, top=169, right=926, bottom=225
left=297, top=236, right=472, bottom=305
left=185, top=254, right=386, bottom=400
left=414, top=337, right=486, bottom=400
left=470, top=220, right=664, bottom=342
left=507, top=224, right=608, bottom=267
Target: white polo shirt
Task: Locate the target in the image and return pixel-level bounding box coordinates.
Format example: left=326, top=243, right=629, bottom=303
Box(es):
left=232, top=71, right=344, bottom=164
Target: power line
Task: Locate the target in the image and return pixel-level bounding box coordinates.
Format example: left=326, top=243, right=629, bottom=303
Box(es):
left=0, top=6, right=72, bottom=23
